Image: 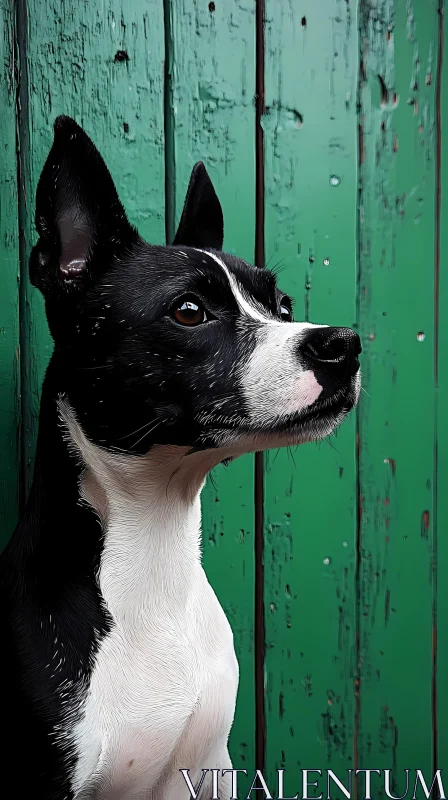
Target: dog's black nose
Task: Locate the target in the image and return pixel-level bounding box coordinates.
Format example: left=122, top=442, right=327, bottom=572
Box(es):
left=302, top=327, right=361, bottom=377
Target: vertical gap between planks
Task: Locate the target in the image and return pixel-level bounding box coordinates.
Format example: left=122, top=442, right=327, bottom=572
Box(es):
left=432, top=0, right=444, bottom=785
left=254, top=0, right=266, bottom=775
left=163, top=0, right=175, bottom=245
left=354, top=3, right=365, bottom=795
left=14, top=0, right=29, bottom=513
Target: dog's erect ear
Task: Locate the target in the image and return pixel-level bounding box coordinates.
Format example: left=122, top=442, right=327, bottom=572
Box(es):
left=173, top=162, right=224, bottom=250
left=30, top=115, right=136, bottom=295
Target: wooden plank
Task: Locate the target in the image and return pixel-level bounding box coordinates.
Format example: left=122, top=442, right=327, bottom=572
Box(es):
left=356, top=0, right=437, bottom=786
left=263, top=0, right=359, bottom=782
left=19, top=0, right=165, bottom=494
left=0, top=0, right=21, bottom=547
left=168, top=0, right=256, bottom=777
left=254, top=0, right=266, bottom=775
left=436, top=0, right=447, bottom=774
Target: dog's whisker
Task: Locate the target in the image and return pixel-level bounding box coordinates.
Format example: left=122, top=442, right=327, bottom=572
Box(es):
left=324, top=436, right=339, bottom=454
left=264, top=251, right=277, bottom=269
left=131, top=417, right=168, bottom=449
left=270, top=260, right=289, bottom=277
left=77, top=364, right=112, bottom=370
left=208, top=470, right=218, bottom=494
left=271, top=447, right=282, bottom=465
left=119, top=418, right=163, bottom=441
left=287, top=445, right=297, bottom=469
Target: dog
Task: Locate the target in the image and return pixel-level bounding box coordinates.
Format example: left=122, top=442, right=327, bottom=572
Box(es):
left=0, top=115, right=361, bottom=800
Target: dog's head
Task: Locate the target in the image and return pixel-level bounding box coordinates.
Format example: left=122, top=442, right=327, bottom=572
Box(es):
left=31, top=116, right=360, bottom=461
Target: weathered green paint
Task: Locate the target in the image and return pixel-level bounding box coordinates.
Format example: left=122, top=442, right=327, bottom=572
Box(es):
left=168, top=0, right=256, bottom=777
left=263, top=0, right=359, bottom=782
left=1, top=0, right=447, bottom=783
left=0, top=0, right=20, bottom=549
left=438, top=0, right=448, bottom=767
left=357, top=0, right=437, bottom=783
left=19, top=0, right=166, bottom=494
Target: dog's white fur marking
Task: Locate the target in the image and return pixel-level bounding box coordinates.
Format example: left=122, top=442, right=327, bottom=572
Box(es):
left=59, top=403, right=239, bottom=800
left=196, top=249, right=284, bottom=325
left=195, top=250, right=327, bottom=425
left=196, top=250, right=275, bottom=324
left=241, top=325, right=323, bottom=425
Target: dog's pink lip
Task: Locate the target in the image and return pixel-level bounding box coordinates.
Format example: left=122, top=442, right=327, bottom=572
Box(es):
left=284, top=370, right=323, bottom=414
left=277, top=390, right=354, bottom=433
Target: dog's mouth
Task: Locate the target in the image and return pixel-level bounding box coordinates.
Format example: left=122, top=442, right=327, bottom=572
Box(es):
left=285, top=383, right=356, bottom=425
left=256, top=383, right=357, bottom=440
left=195, top=375, right=359, bottom=452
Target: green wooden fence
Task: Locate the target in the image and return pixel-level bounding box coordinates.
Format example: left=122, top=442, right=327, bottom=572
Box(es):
left=1, top=0, right=447, bottom=792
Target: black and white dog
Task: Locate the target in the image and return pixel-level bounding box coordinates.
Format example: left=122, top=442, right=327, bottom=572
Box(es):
left=0, top=116, right=360, bottom=799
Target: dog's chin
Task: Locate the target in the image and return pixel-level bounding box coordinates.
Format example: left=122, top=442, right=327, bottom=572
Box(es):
left=197, top=376, right=360, bottom=459
left=272, top=383, right=359, bottom=444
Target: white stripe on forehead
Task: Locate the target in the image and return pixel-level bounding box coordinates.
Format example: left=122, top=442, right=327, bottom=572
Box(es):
left=194, top=248, right=274, bottom=324
left=193, top=248, right=326, bottom=337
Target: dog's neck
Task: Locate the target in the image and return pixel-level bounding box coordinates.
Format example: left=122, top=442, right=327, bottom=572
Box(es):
left=15, top=369, right=223, bottom=605
left=60, top=400, right=211, bottom=610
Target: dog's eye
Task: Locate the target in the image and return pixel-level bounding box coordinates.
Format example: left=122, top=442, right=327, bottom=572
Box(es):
left=280, top=301, right=293, bottom=322
left=172, top=297, right=208, bottom=326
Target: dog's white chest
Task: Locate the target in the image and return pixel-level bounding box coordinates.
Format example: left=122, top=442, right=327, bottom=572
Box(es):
left=55, top=427, right=241, bottom=799
left=69, top=487, right=238, bottom=799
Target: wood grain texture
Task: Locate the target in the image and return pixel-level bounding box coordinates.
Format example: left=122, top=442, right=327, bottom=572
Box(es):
left=263, top=0, right=359, bottom=783
left=0, top=0, right=21, bottom=546
left=357, top=0, right=437, bottom=785
left=18, top=0, right=165, bottom=495
left=168, top=0, right=256, bottom=780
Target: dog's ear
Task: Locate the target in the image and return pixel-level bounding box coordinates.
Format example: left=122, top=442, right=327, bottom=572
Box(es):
left=30, top=115, right=137, bottom=295
left=173, top=162, right=224, bottom=250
